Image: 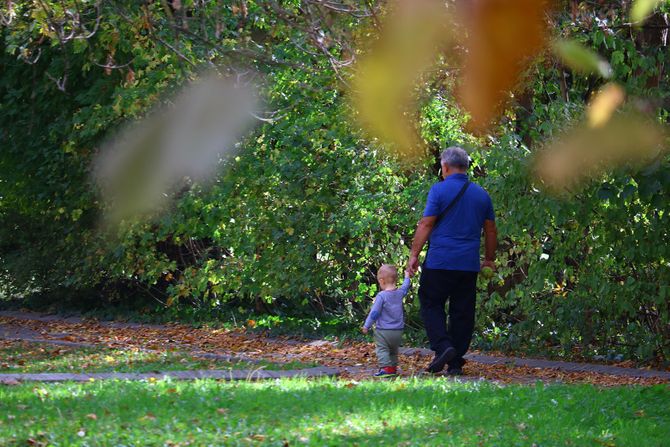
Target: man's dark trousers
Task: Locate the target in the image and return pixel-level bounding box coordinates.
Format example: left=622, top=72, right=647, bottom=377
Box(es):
left=418, top=268, right=478, bottom=369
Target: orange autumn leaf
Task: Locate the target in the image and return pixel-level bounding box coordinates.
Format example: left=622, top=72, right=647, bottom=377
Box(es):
left=352, top=0, right=454, bottom=159
left=458, top=0, right=553, bottom=132
left=586, top=83, right=626, bottom=128
left=534, top=111, right=667, bottom=193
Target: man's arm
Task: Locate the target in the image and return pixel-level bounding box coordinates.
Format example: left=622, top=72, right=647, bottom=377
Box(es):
left=407, top=216, right=437, bottom=275
left=482, top=219, right=497, bottom=269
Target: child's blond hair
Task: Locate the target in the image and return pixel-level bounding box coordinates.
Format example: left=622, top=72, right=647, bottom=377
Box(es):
left=377, top=264, right=398, bottom=283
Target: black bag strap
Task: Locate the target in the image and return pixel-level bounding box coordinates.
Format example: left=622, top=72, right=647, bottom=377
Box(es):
left=424, top=180, right=470, bottom=259
left=434, top=180, right=470, bottom=226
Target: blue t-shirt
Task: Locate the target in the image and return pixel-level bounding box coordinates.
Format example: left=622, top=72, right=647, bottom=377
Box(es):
left=423, top=173, right=495, bottom=272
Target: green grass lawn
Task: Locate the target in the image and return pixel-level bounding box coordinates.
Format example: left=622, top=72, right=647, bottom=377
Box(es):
left=0, top=341, right=314, bottom=373
left=0, top=378, right=667, bottom=446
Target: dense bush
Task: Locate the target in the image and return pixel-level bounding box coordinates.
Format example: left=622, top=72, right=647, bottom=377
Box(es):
left=1, top=2, right=668, bottom=363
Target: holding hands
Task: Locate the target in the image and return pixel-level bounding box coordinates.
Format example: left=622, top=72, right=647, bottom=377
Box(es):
left=406, top=255, right=419, bottom=277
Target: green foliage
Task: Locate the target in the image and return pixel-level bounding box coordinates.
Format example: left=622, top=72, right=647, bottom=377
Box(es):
left=468, top=10, right=670, bottom=362
left=475, top=129, right=670, bottom=362
left=1, top=2, right=669, bottom=364
left=101, top=76, right=428, bottom=316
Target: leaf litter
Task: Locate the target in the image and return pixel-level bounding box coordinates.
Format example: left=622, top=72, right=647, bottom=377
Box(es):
left=1, top=315, right=667, bottom=386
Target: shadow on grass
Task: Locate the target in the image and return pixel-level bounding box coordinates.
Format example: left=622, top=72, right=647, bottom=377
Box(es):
left=0, top=340, right=313, bottom=373
left=1, top=379, right=668, bottom=446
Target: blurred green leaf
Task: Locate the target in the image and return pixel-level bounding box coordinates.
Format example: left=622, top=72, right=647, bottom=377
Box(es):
left=630, top=0, right=665, bottom=24
left=553, top=39, right=612, bottom=78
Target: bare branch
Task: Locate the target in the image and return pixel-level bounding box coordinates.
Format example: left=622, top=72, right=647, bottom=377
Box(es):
left=0, top=1, right=17, bottom=26
left=19, top=47, right=42, bottom=65
left=75, top=0, right=102, bottom=40
left=92, top=58, right=135, bottom=70
left=107, top=2, right=198, bottom=69
left=45, top=71, right=68, bottom=92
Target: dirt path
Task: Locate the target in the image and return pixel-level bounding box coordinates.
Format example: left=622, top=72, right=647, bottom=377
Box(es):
left=1, top=311, right=668, bottom=385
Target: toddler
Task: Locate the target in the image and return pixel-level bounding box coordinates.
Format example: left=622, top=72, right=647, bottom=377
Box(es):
left=361, top=264, right=411, bottom=377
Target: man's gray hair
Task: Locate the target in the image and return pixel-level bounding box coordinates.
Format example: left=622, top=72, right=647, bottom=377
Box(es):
left=440, top=146, right=470, bottom=169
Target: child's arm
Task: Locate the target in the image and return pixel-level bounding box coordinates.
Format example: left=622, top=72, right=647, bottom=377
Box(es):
left=362, top=295, right=384, bottom=332
left=399, top=271, right=412, bottom=296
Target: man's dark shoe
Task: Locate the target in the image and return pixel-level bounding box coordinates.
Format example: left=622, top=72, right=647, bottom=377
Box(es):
left=446, top=366, right=464, bottom=376
left=426, top=347, right=456, bottom=373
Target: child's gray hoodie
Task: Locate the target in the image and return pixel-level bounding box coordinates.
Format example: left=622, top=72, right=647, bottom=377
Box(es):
left=363, top=277, right=411, bottom=330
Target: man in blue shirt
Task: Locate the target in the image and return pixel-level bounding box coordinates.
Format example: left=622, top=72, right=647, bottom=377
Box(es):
left=407, top=146, right=497, bottom=375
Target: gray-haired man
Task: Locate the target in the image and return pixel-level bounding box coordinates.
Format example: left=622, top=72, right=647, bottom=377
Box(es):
left=407, top=146, right=497, bottom=375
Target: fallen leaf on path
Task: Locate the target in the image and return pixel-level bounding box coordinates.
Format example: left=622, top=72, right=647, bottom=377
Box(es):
left=2, top=315, right=668, bottom=386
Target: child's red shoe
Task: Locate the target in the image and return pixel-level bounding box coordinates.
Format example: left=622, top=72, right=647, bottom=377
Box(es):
left=374, top=366, right=397, bottom=377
